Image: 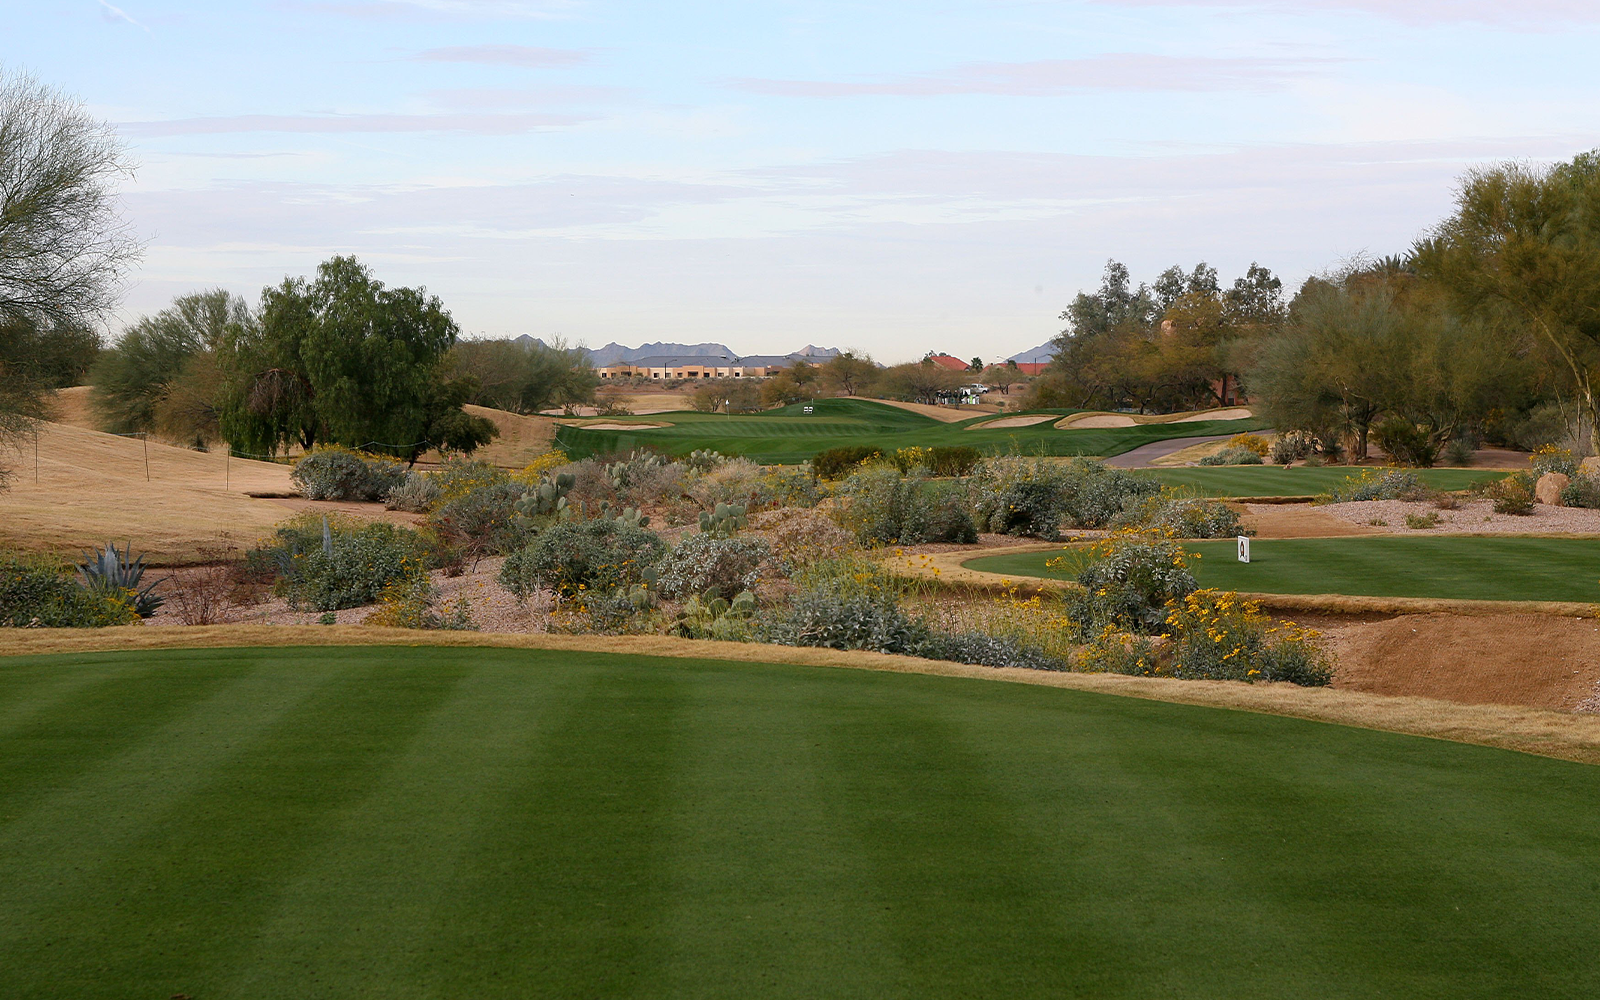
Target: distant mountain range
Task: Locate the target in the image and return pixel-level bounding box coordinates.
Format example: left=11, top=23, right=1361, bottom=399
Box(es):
left=512, top=336, right=840, bottom=367
left=1007, top=341, right=1056, bottom=365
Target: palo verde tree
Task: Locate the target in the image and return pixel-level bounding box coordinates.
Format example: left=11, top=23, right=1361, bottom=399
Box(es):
left=0, top=69, right=137, bottom=484
left=218, top=256, right=495, bottom=462
left=1415, top=150, right=1600, bottom=443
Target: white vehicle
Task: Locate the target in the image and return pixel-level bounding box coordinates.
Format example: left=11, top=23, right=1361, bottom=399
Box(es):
left=962, top=383, right=990, bottom=394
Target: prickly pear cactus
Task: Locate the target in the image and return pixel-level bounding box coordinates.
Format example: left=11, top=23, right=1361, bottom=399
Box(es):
left=698, top=502, right=748, bottom=536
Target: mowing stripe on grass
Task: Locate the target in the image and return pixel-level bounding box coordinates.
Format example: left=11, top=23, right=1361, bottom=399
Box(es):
left=1, top=646, right=1598, bottom=998
left=964, top=536, right=1600, bottom=604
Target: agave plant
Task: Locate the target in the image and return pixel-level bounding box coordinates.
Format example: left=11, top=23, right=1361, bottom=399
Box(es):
left=76, top=541, right=166, bottom=618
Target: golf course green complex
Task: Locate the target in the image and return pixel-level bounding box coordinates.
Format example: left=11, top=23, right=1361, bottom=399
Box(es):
left=3, top=645, right=1598, bottom=998
left=554, top=397, right=1266, bottom=463
left=966, top=536, right=1600, bottom=604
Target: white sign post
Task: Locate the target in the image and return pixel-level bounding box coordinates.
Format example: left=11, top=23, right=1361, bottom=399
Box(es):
left=1237, top=535, right=1251, bottom=563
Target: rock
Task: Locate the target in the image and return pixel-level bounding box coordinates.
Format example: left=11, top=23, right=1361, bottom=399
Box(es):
left=1536, top=471, right=1570, bottom=506
left=1581, top=456, right=1600, bottom=477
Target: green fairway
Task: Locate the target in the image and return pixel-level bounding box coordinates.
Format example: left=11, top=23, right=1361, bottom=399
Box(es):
left=967, top=535, right=1600, bottom=603
left=555, top=397, right=1267, bottom=463
left=2, top=646, right=1599, bottom=998
left=1144, top=465, right=1505, bottom=497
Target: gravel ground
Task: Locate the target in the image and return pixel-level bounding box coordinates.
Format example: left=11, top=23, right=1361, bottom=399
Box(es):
left=1318, top=498, right=1600, bottom=534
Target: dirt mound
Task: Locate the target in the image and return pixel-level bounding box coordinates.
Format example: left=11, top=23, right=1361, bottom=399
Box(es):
left=1324, top=612, right=1600, bottom=712
left=418, top=405, right=557, bottom=468
left=1241, top=503, right=1384, bottom=538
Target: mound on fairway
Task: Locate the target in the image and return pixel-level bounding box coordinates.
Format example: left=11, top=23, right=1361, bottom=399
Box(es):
left=966, top=536, right=1600, bottom=604
left=553, top=397, right=1267, bottom=464
left=2, top=645, right=1597, bottom=998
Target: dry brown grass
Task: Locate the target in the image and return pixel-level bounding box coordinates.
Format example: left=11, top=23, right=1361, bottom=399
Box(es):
left=418, top=405, right=557, bottom=468
left=0, top=421, right=296, bottom=564
left=4, top=624, right=1597, bottom=765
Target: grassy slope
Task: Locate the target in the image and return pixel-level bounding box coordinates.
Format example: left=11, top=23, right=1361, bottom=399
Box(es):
left=966, top=536, right=1600, bottom=603
left=2, top=646, right=1598, bottom=999
left=554, top=397, right=1268, bottom=463
left=1147, top=465, right=1504, bottom=497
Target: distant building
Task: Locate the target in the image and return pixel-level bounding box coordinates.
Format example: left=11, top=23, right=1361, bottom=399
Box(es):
left=925, top=354, right=970, bottom=372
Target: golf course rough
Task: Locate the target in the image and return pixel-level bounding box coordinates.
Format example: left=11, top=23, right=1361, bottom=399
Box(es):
left=966, top=536, right=1600, bottom=604
left=2, top=645, right=1598, bottom=998
left=553, top=397, right=1268, bottom=464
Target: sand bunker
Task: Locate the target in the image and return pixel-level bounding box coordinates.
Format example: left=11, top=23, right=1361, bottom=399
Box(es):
left=1173, top=407, right=1253, bottom=422
left=971, top=414, right=1056, bottom=429
left=573, top=421, right=671, bottom=431
left=1057, top=413, right=1137, bottom=429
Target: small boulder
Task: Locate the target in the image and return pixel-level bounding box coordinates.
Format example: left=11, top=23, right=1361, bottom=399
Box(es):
left=1536, top=471, right=1570, bottom=506
left=1581, top=455, right=1600, bottom=477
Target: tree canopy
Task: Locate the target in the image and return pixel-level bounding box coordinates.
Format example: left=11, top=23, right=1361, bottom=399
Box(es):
left=217, top=256, right=495, bottom=461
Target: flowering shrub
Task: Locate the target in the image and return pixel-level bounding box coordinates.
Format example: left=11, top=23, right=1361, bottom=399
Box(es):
left=657, top=534, right=772, bottom=601
left=1227, top=433, right=1271, bottom=456
left=969, top=458, right=1070, bottom=539
left=1319, top=468, right=1429, bottom=503
left=364, top=575, right=475, bottom=630
left=749, top=508, right=857, bottom=571
left=514, top=449, right=570, bottom=480
left=1531, top=444, right=1579, bottom=478
left=429, top=456, right=509, bottom=504
left=1162, top=590, right=1331, bottom=684
left=291, top=447, right=407, bottom=501
left=1484, top=475, right=1534, bottom=514
left=811, top=445, right=882, bottom=479
left=499, top=519, right=666, bottom=599
left=1056, top=529, right=1197, bottom=635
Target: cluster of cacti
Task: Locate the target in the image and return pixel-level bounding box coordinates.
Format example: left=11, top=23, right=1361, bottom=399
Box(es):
left=698, top=502, right=747, bottom=536
left=684, top=449, right=726, bottom=473
left=513, top=472, right=575, bottom=522
left=605, top=451, right=667, bottom=492
left=595, top=502, right=651, bottom=530
left=75, top=540, right=166, bottom=618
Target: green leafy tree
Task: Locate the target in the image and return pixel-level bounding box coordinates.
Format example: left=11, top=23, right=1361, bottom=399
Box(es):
left=1415, top=151, right=1600, bottom=439
left=218, top=256, right=495, bottom=461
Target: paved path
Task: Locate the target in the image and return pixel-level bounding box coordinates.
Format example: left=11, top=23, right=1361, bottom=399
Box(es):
left=1105, top=434, right=1231, bottom=468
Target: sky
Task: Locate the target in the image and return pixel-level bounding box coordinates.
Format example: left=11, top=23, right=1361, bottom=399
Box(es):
left=7, top=1, right=1600, bottom=362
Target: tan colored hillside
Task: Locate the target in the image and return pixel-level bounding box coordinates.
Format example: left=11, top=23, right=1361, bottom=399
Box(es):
left=0, top=421, right=296, bottom=564
left=419, top=405, right=559, bottom=468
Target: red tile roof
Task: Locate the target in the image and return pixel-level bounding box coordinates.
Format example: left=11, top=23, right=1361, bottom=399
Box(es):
left=927, top=354, right=969, bottom=371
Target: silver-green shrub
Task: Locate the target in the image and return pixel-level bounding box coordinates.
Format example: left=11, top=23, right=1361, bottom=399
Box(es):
left=291, top=448, right=407, bottom=501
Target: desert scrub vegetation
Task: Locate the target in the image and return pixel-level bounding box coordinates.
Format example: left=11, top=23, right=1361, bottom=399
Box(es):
left=811, top=445, right=884, bottom=480
left=1197, top=445, right=1265, bottom=466
left=0, top=550, right=142, bottom=628
left=363, top=575, right=475, bottom=630
left=499, top=519, right=667, bottom=600
left=1317, top=467, right=1431, bottom=503
left=1158, top=590, right=1331, bottom=685
left=834, top=465, right=977, bottom=546
left=250, top=513, right=429, bottom=611
left=1111, top=488, right=1244, bottom=538
left=1054, top=529, right=1198, bottom=635
left=291, top=446, right=407, bottom=501
left=656, top=533, right=772, bottom=601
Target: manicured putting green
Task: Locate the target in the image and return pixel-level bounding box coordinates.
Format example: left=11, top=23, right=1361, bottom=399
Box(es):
left=555, top=396, right=1266, bottom=463
left=967, top=536, right=1600, bottom=603
left=2, top=645, right=1598, bottom=998
left=1144, top=465, right=1504, bottom=497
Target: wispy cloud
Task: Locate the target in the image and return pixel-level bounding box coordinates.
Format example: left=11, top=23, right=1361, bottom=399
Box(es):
left=411, top=44, right=587, bottom=67
left=1087, top=1, right=1600, bottom=27
left=120, top=111, right=590, bottom=136
left=292, top=1, right=576, bottom=21
left=729, top=53, right=1337, bottom=98
left=98, top=0, right=151, bottom=32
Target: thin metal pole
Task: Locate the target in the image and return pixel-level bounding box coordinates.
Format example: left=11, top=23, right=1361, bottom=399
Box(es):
left=226, top=448, right=230, bottom=491
left=143, top=434, right=149, bottom=482
left=34, top=428, right=39, bottom=483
